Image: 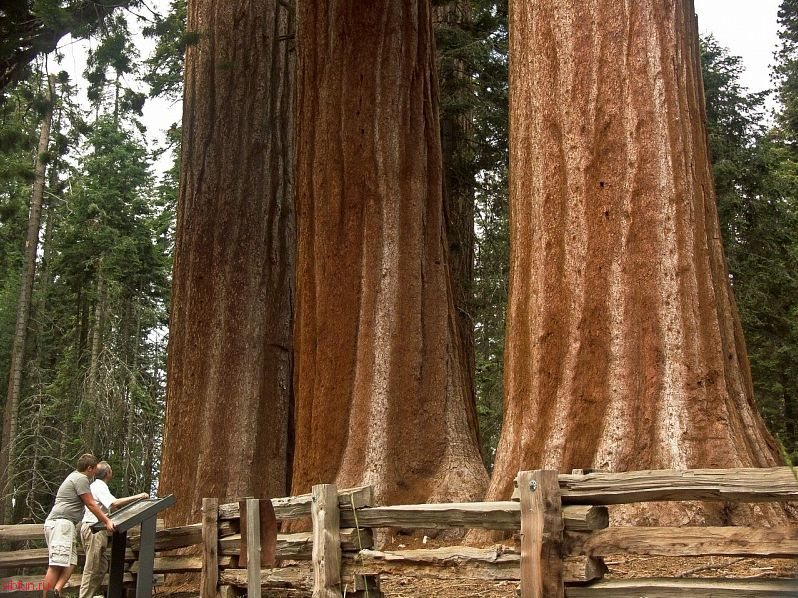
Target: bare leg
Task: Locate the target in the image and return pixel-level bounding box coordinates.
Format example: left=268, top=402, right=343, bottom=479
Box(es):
left=44, top=566, right=63, bottom=596
left=54, top=565, right=74, bottom=592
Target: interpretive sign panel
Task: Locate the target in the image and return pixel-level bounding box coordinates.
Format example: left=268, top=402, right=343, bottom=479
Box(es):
left=92, top=494, right=176, bottom=598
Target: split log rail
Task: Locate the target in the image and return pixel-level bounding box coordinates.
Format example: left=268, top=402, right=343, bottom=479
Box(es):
left=1, top=467, right=797, bottom=597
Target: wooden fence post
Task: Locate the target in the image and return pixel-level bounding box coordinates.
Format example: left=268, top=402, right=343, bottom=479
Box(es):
left=200, top=498, right=219, bottom=598
left=312, top=484, right=342, bottom=598
left=246, top=498, right=261, bottom=598
left=519, top=470, right=564, bottom=598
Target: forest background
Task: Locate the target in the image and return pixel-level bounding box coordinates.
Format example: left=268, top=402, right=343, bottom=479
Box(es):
left=0, top=0, right=797, bottom=524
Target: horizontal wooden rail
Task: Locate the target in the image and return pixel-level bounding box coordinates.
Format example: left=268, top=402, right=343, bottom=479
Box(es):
left=569, top=526, right=798, bottom=558
left=0, top=547, right=136, bottom=569
left=218, top=485, right=374, bottom=521
left=219, top=529, right=373, bottom=560
left=128, top=556, right=235, bottom=574
left=339, top=502, right=608, bottom=531
left=556, top=467, right=798, bottom=504
left=350, top=546, right=605, bottom=583
left=564, top=578, right=798, bottom=596
left=0, top=524, right=42, bottom=543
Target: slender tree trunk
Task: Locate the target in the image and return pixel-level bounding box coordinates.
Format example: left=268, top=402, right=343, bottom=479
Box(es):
left=487, top=0, right=782, bottom=524
left=159, top=0, right=296, bottom=527
left=0, top=75, right=55, bottom=524
left=291, top=0, right=488, bottom=506
left=86, top=265, right=105, bottom=451
left=124, top=301, right=141, bottom=495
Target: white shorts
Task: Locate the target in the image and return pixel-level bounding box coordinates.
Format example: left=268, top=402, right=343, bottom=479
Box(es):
left=44, top=519, right=78, bottom=567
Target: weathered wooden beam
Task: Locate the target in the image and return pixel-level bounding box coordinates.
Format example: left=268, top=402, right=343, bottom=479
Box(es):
left=0, top=524, right=43, bottom=543
left=245, top=499, right=261, bottom=598
left=0, top=547, right=136, bottom=567
left=0, top=548, right=50, bottom=567
left=519, top=470, right=564, bottom=598
left=219, top=528, right=372, bottom=559
left=348, top=547, right=605, bottom=583
left=218, top=486, right=374, bottom=521
left=312, top=484, right=342, bottom=598
left=219, top=567, right=312, bottom=590
left=564, top=578, right=798, bottom=597
left=201, top=497, right=219, bottom=598
left=128, top=523, right=202, bottom=550
left=128, top=556, right=234, bottom=573
left=128, top=519, right=233, bottom=550
left=219, top=567, right=376, bottom=593
left=557, top=467, right=798, bottom=505
left=339, top=502, right=608, bottom=531
left=568, top=526, right=798, bottom=558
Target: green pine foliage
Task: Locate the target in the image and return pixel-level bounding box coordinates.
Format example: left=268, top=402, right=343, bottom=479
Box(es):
left=143, top=0, right=188, bottom=102
left=702, top=33, right=798, bottom=462
left=434, top=0, right=508, bottom=466
left=0, top=6, right=173, bottom=520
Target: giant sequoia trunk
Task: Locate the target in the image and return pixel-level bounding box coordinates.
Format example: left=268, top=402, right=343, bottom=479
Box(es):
left=159, top=0, right=295, bottom=526
left=487, top=0, right=782, bottom=523
left=291, top=0, right=488, bottom=505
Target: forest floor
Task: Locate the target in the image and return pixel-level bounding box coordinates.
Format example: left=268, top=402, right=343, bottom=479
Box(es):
left=155, top=554, right=798, bottom=598
left=378, top=555, right=798, bottom=597
left=375, top=533, right=798, bottom=597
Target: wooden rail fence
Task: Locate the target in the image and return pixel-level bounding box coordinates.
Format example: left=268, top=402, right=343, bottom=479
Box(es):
left=1, top=467, right=797, bottom=597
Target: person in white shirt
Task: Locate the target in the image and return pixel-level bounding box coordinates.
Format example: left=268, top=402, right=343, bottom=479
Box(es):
left=78, top=461, right=148, bottom=598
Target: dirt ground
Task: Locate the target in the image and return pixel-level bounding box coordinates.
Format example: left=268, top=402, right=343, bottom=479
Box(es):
left=377, top=555, right=798, bottom=597
left=154, top=555, right=798, bottom=598
left=154, top=535, right=798, bottom=598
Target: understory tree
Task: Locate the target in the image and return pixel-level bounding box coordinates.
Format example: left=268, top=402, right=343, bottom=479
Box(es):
left=702, top=34, right=798, bottom=464
left=0, top=8, right=171, bottom=522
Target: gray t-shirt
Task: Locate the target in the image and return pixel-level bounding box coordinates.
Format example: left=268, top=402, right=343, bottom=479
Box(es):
left=46, top=471, right=92, bottom=524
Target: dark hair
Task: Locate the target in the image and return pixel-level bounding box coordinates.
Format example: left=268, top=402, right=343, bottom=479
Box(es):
left=95, top=461, right=112, bottom=480
left=76, top=453, right=98, bottom=472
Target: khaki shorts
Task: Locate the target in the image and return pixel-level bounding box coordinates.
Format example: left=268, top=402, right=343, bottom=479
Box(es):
left=44, top=519, right=78, bottom=567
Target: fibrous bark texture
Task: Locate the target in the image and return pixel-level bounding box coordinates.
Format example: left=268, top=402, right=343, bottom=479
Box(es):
left=159, top=0, right=295, bottom=526
left=488, top=0, right=782, bottom=523
left=292, top=0, right=488, bottom=506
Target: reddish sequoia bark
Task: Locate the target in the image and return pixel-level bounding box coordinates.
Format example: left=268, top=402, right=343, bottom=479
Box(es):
left=292, top=0, right=488, bottom=506
left=487, top=0, right=782, bottom=523
left=159, top=0, right=295, bottom=526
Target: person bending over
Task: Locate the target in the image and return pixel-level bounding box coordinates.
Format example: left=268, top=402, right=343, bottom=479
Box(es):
left=43, top=454, right=115, bottom=598
left=78, top=461, right=148, bottom=598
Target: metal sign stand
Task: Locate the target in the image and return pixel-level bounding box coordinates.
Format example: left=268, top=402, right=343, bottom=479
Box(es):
left=91, top=494, right=176, bottom=598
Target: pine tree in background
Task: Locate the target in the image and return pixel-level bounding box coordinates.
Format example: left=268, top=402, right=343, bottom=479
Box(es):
left=434, top=0, right=509, bottom=466
left=0, top=70, right=54, bottom=522
left=0, top=5, right=172, bottom=521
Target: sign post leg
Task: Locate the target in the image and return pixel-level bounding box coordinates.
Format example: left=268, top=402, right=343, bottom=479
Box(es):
left=107, top=530, right=127, bottom=598
left=135, top=517, right=157, bottom=597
